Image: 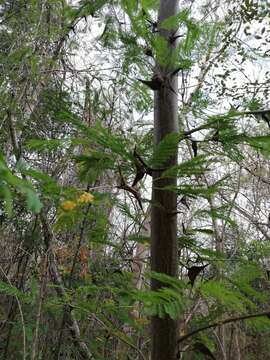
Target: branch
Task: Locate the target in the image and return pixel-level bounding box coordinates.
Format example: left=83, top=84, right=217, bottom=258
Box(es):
left=220, top=194, right=270, bottom=241
left=182, top=123, right=210, bottom=138
left=40, top=213, right=94, bottom=360
left=180, top=108, right=270, bottom=139
left=0, top=265, right=26, bottom=360
left=89, top=313, right=147, bottom=360
left=184, top=21, right=242, bottom=108
left=117, top=166, right=144, bottom=210
left=244, top=166, right=270, bottom=186
left=178, top=310, right=270, bottom=344
left=243, top=109, right=270, bottom=117
left=31, top=254, right=48, bottom=360
left=7, top=109, right=21, bottom=162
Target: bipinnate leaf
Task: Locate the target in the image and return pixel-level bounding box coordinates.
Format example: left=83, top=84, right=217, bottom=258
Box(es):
left=151, top=132, right=180, bottom=167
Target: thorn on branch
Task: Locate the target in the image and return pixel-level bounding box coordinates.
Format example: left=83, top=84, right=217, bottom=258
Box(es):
left=117, top=166, right=143, bottom=210
left=251, top=110, right=270, bottom=128
left=179, top=196, right=190, bottom=209
left=187, top=264, right=208, bottom=287
left=68, top=25, right=76, bottom=34
left=182, top=222, right=187, bottom=234
left=170, top=66, right=183, bottom=77
left=146, top=18, right=158, bottom=33
left=134, top=148, right=153, bottom=175
left=133, top=148, right=171, bottom=177
left=132, top=147, right=155, bottom=187
left=191, top=140, right=198, bottom=157
left=211, top=129, right=220, bottom=142
left=144, top=47, right=153, bottom=57
left=132, top=151, right=146, bottom=187
left=138, top=73, right=163, bottom=91
left=169, top=34, right=184, bottom=44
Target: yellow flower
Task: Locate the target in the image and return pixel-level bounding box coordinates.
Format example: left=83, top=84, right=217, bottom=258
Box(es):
left=61, top=200, right=77, bottom=211
left=77, top=192, right=95, bottom=204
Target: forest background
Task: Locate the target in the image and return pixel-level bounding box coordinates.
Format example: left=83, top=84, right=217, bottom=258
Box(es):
left=1, top=0, right=270, bottom=359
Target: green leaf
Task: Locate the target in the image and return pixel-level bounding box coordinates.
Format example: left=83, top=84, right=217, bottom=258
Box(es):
left=149, top=271, right=186, bottom=290
left=195, top=248, right=225, bottom=261
left=75, top=151, right=115, bottom=182
left=133, top=286, right=186, bottom=320
left=151, top=132, right=180, bottom=167
left=201, top=281, right=246, bottom=312
left=0, top=281, right=28, bottom=301
left=76, top=0, right=107, bottom=17
left=160, top=10, right=190, bottom=30
left=163, top=183, right=220, bottom=199
left=197, top=204, right=237, bottom=227
left=129, top=272, right=188, bottom=320
left=141, top=0, right=159, bottom=10
left=0, top=184, right=13, bottom=216
left=0, top=154, right=42, bottom=214
left=152, top=35, right=179, bottom=66
left=230, top=263, right=266, bottom=302
left=152, top=35, right=171, bottom=66
left=26, top=139, right=68, bottom=152
left=74, top=122, right=131, bottom=160
left=206, top=112, right=239, bottom=130
left=192, top=228, right=214, bottom=235
left=178, top=235, right=197, bottom=248
left=24, top=188, right=43, bottom=213
left=161, top=155, right=210, bottom=178
left=121, top=0, right=138, bottom=16
left=183, top=21, right=201, bottom=54
left=128, top=234, right=150, bottom=244
left=247, top=135, right=270, bottom=157
left=246, top=317, right=270, bottom=333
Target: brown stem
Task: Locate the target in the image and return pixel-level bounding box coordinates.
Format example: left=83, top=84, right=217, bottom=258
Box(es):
left=31, top=255, right=48, bottom=360
left=40, top=213, right=94, bottom=360
left=178, top=310, right=270, bottom=344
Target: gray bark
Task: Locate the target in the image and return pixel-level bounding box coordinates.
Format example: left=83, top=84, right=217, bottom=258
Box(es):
left=151, top=1, right=179, bottom=359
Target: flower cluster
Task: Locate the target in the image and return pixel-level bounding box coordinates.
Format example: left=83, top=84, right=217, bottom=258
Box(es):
left=61, top=200, right=77, bottom=211
left=61, top=192, right=95, bottom=212
left=77, top=192, right=95, bottom=204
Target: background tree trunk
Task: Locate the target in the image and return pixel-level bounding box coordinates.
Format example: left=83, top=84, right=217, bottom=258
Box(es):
left=151, top=1, right=179, bottom=359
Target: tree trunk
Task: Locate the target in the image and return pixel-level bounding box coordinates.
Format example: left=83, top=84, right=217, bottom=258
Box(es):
left=151, top=1, right=179, bottom=359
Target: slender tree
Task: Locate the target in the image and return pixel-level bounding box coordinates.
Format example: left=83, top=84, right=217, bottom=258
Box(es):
left=151, top=1, right=179, bottom=359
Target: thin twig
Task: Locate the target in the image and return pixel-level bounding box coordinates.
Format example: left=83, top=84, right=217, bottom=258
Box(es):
left=31, top=254, right=48, bottom=360
left=0, top=265, right=26, bottom=360
left=178, top=310, right=270, bottom=343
